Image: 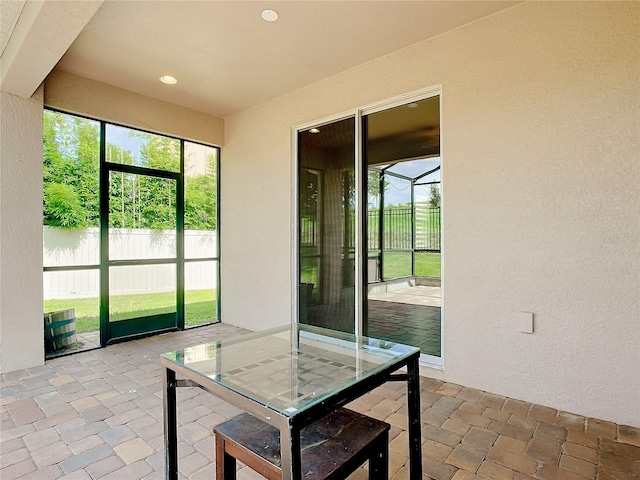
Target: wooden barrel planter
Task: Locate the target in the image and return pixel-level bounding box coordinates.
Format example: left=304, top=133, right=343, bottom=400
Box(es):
left=44, top=308, right=77, bottom=353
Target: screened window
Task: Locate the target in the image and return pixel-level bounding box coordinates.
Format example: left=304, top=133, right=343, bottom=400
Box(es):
left=43, top=109, right=220, bottom=357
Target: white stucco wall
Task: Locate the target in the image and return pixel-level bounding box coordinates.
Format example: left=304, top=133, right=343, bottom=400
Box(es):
left=0, top=88, right=45, bottom=373
left=221, top=2, right=640, bottom=426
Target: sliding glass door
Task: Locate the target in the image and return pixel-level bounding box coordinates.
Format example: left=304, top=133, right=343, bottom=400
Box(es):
left=363, top=95, right=442, bottom=360
left=295, top=88, right=442, bottom=364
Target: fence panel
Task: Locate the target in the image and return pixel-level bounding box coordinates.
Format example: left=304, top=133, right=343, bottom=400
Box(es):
left=43, top=227, right=217, bottom=299
left=299, top=207, right=441, bottom=252
left=415, top=206, right=441, bottom=251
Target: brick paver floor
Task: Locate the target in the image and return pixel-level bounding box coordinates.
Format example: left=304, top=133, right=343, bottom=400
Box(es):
left=1, top=323, right=639, bottom=479
left=368, top=300, right=441, bottom=357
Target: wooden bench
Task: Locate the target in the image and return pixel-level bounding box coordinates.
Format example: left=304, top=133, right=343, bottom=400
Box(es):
left=213, top=407, right=390, bottom=480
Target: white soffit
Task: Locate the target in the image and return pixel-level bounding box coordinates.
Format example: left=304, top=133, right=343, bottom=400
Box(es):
left=1, top=0, right=26, bottom=56
left=0, top=0, right=103, bottom=98
left=55, top=0, right=520, bottom=118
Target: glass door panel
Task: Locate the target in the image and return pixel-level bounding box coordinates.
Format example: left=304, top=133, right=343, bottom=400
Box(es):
left=298, top=117, right=356, bottom=334
left=363, top=95, right=442, bottom=360
left=108, top=264, right=177, bottom=321
left=107, top=171, right=178, bottom=341
left=108, top=173, right=177, bottom=259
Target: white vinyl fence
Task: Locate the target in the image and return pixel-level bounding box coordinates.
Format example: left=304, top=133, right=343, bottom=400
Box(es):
left=44, top=226, right=217, bottom=299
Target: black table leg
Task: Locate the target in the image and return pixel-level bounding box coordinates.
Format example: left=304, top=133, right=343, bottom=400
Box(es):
left=280, top=420, right=302, bottom=480
left=164, top=367, right=178, bottom=480
left=407, top=356, right=422, bottom=479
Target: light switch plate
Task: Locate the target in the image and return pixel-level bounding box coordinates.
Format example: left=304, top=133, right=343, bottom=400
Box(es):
left=517, top=311, right=534, bottom=334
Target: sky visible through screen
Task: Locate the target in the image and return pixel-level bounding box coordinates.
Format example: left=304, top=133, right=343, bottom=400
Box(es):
left=105, top=124, right=147, bottom=165
left=374, top=157, right=441, bottom=205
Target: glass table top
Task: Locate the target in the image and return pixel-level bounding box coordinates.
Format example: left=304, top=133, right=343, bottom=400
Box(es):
left=162, top=324, right=419, bottom=417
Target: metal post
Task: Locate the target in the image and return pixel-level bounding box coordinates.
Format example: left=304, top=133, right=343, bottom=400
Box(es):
left=379, top=171, right=384, bottom=280
left=163, top=368, right=178, bottom=480
left=99, top=122, right=109, bottom=347
left=411, top=179, right=415, bottom=277
left=176, top=141, right=185, bottom=330
left=280, top=419, right=302, bottom=480
left=407, top=356, right=422, bottom=479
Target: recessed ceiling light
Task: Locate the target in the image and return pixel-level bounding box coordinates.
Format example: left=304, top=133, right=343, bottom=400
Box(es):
left=261, top=9, right=279, bottom=22
left=159, top=75, right=178, bottom=85
left=408, top=102, right=418, bottom=108
left=309, top=128, right=320, bottom=134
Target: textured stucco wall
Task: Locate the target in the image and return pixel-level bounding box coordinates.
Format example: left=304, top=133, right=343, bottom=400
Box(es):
left=222, top=2, right=640, bottom=426
left=44, top=70, right=224, bottom=146
left=0, top=88, right=45, bottom=373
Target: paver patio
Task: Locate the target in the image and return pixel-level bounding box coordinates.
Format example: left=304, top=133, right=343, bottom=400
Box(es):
left=368, top=285, right=442, bottom=357
left=1, top=322, right=638, bottom=480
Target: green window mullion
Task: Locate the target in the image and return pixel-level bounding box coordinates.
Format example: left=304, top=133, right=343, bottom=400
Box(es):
left=176, top=141, right=185, bottom=330
left=99, top=120, right=109, bottom=348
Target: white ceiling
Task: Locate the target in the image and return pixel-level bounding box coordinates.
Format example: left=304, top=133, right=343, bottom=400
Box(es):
left=53, top=0, right=519, bottom=119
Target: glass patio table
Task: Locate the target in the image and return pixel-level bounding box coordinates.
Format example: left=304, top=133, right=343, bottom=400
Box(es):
left=161, top=324, right=422, bottom=480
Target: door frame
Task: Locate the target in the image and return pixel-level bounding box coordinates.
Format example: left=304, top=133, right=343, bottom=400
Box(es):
left=100, top=160, right=183, bottom=345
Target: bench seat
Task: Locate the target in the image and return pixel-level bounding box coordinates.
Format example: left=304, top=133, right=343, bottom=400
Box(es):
left=213, top=407, right=390, bottom=480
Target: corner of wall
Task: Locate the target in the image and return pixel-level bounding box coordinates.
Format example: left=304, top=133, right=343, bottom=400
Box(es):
left=0, top=86, right=45, bottom=373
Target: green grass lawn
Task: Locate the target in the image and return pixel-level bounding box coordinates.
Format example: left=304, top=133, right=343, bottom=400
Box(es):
left=301, top=248, right=440, bottom=287
left=44, top=289, right=217, bottom=333
left=415, top=252, right=441, bottom=277
left=383, top=251, right=441, bottom=279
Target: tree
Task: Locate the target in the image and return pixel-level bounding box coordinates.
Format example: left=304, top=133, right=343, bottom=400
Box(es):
left=137, top=134, right=180, bottom=172
left=299, top=168, right=319, bottom=218
left=184, top=150, right=217, bottom=230
left=44, top=111, right=218, bottom=232
left=43, top=183, right=86, bottom=227
left=185, top=174, right=217, bottom=230
left=43, top=111, right=100, bottom=228
left=429, top=184, right=441, bottom=208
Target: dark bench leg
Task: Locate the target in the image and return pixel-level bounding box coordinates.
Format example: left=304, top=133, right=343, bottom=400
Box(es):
left=368, top=430, right=389, bottom=480
left=215, top=435, right=237, bottom=480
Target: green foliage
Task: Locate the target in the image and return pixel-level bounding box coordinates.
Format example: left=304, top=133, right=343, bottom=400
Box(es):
left=429, top=185, right=441, bottom=208
left=299, top=168, right=319, bottom=218
left=185, top=173, right=217, bottom=229
left=43, top=183, right=86, bottom=227
left=367, top=169, right=389, bottom=202
left=44, top=111, right=218, bottom=231
left=139, top=134, right=180, bottom=172
left=43, top=111, right=100, bottom=228
left=109, top=173, right=176, bottom=230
